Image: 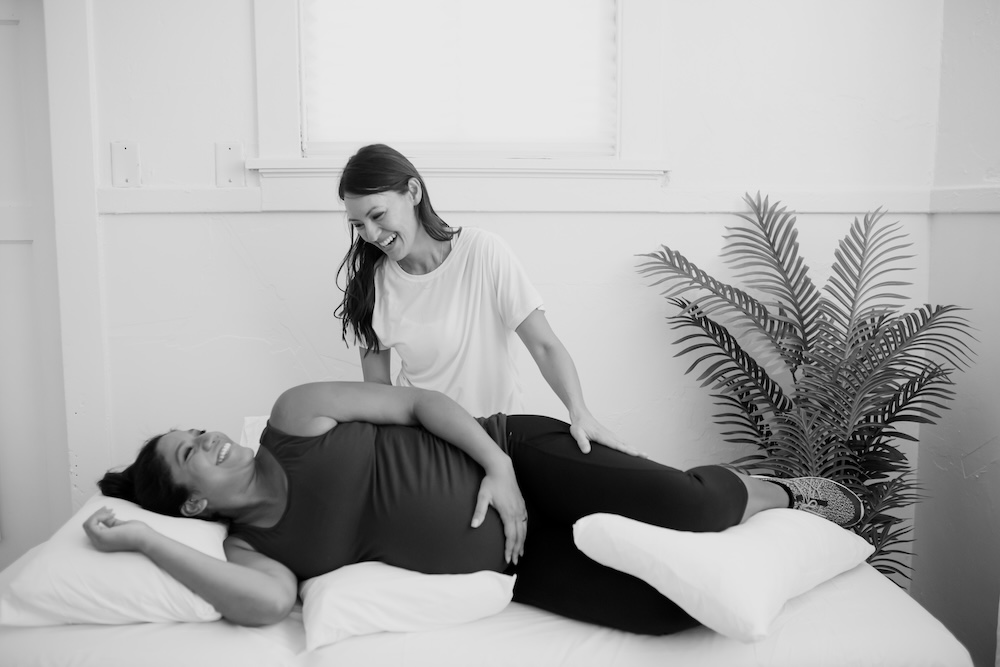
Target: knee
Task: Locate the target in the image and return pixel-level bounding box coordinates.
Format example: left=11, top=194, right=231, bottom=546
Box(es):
left=676, top=465, right=747, bottom=531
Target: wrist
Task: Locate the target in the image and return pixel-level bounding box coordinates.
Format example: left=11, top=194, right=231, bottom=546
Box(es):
left=482, top=451, right=514, bottom=476
left=134, top=524, right=161, bottom=554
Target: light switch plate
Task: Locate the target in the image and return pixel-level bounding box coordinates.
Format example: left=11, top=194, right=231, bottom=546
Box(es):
left=110, top=142, right=141, bottom=188
left=215, top=142, right=246, bottom=187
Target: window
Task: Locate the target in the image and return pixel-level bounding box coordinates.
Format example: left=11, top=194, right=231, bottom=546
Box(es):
left=299, top=0, right=619, bottom=159
left=250, top=0, right=668, bottom=213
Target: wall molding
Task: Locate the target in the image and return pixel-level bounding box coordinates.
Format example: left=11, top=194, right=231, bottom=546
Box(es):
left=94, top=160, right=1000, bottom=216
left=96, top=181, right=982, bottom=216
left=929, top=185, right=1000, bottom=213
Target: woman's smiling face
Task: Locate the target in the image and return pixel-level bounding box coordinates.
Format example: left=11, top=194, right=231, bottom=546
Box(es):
left=344, top=182, right=422, bottom=261
left=156, top=429, right=253, bottom=516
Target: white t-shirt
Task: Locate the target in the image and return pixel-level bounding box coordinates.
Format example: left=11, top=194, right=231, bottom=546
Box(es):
left=371, top=227, right=544, bottom=417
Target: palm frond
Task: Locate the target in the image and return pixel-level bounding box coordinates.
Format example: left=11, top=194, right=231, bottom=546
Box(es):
left=636, top=247, right=795, bottom=368
left=823, top=211, right=914, bottom=346
left=859, top=472, right=924, bottom=514
left=853, top=367, right=957, bottom=457
left=862, top=523, right=917, bottom=582
left=764, top=409, right=861, bottom=479
left=856, top=305, right=975, bottom=374
left=724, top=192, right=824, bottom=368
left=795, top=305, right=973, bottom=448
left=667, top=298, right=792, bottom=416
left=711, top=392, right=773, bottom=450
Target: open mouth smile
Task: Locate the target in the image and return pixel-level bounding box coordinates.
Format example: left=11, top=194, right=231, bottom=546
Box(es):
left=216, top=441, right=231, bottom=465
left=377, top=233, right=397, bottom=249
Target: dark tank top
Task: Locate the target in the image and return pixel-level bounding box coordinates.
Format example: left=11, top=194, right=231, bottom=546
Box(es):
left=229, top=415, right=509, bottom=580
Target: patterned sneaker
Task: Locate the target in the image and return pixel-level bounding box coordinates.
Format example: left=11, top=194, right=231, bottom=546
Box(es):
left=752, top=476, right=864, bottom=528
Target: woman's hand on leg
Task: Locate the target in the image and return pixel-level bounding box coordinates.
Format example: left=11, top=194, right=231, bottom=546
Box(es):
left=471, top=463, right=527, bottom=565
left=569, top=411, right=645, bottom=458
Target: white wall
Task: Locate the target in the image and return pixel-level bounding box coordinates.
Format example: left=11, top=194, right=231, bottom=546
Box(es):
left=919, top=215, right=1000, bottom=667
left=93, top=1, right=258, bottom=188
left=656, top=2, right=942, bottom=196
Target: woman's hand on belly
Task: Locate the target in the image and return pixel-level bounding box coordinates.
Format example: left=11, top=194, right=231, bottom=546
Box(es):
left=471, top=461, right=527, bottom=565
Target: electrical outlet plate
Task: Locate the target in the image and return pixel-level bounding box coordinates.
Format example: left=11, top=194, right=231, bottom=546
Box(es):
left=110, top=142, right=141, bottom=188
left=215, top=142, right=246, bottom=188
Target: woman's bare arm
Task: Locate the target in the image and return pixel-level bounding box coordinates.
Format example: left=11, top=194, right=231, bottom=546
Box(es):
left=516, top=309, right=640, bottom=456
left=83, top=507, right=297, bottom=626
left=359, top=347, right=392, bottom=384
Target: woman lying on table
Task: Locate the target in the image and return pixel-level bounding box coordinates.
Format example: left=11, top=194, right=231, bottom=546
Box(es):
left=86, top=382, right=862, bottom=635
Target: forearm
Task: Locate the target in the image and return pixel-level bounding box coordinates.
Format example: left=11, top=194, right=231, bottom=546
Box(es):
left=531, top=339, right=591, bottom=419
left=140, top=533, right=294, bottom=626
left=360, top=348, right=392, bottom=384
left=412, top=390, right=512, bottom=474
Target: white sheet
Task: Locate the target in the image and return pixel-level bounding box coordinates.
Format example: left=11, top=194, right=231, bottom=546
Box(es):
left=0, top=546, right=972, bottom=667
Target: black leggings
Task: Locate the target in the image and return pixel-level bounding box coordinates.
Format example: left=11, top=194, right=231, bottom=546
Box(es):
left=504, top=415, right=747, bottom=635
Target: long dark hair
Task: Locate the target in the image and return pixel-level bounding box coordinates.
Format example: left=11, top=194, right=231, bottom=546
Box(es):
left=334, top=144, right=458, bottom=351
left=98, top=433, right=190, bottom=518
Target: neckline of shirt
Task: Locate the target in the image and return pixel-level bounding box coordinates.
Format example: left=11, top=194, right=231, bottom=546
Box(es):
left=386, top=228, right=469, bottom=283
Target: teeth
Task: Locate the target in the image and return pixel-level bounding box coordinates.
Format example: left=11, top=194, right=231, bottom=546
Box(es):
left=378, top=233, right=397, bottom=248
left=216, top=441, right=231, bottom=465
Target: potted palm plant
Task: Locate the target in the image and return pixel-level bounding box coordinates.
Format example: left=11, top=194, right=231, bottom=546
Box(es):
left=636, top=193, right=974, bottom=582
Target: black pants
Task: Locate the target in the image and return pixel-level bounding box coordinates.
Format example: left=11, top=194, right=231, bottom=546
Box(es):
left=504, top=415, right=747, bottom=635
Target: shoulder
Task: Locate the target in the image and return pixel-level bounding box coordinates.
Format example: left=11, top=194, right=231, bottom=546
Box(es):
left=373, top=255, right=392, bottom=282
left=224, top=533, right=256, bottom=552
left=456, top=227, right=517, bottom=264
left=459, top=226, right=502, bottom=247
left=269, top=383, right=340, bottom=438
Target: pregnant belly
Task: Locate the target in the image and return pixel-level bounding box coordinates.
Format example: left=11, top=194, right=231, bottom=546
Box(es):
left=362, top=491, right=507, bottom=574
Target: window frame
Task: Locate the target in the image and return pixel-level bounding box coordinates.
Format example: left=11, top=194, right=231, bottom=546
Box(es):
left=248, top=0, right=670, bottom=212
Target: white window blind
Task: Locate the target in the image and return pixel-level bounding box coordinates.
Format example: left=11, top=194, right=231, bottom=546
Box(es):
left=299, top=0, right=619, bottom=158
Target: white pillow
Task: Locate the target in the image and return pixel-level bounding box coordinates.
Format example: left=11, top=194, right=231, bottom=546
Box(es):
left=573, top=508, right=874, bottom=642
left=240, top=415, right=270, bottom=453
left=300, top=561, right=515, bottom=650
left=0, top=494, right=227, bottom=626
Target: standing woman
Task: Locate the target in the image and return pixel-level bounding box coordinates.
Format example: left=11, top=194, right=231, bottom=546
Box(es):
left=336, top=144, right=632, bottom=455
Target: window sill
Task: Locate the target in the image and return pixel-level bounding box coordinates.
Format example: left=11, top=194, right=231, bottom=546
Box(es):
left=245, top=156, right=672, bottom=212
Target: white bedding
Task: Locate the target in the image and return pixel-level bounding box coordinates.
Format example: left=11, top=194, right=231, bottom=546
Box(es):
left=0, top=543, right=972, bottom=667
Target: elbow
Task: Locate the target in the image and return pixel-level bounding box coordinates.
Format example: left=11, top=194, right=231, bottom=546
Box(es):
left=226, top=605, right=293, bottom=628
left=224, top=592, right=296, bottom=627
left=256, top=609, right=295, bottom=628
left=258, top=596, right=296, bottom=626
left=524, top=337, right=558, bottom=363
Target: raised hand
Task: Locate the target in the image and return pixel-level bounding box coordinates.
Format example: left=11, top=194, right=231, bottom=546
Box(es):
left=82, top=507, right=153, bottom=553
